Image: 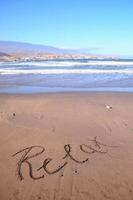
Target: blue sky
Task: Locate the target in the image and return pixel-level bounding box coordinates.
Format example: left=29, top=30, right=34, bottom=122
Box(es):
left=0, top=0, right=133, bottom=57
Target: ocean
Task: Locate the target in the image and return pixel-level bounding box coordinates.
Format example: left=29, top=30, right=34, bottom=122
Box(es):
left=0, top=59, right=133, bottom=93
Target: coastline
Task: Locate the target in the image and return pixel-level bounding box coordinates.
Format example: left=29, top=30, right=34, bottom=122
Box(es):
left=1, top=85, right=133, bottom=94
left=0, top=92, right=133, bottom=200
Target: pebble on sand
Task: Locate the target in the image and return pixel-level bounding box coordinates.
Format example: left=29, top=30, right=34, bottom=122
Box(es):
left=106, top=105, right=112, bottom=110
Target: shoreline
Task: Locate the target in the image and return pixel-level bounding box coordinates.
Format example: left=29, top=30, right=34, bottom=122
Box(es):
left=1, top=90, right=133, bottom=97
left=0, top=86, right=133, bottom=94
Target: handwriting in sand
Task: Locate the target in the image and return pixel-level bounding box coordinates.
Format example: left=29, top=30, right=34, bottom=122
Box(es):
left=12, top=136, right=117, bottom=181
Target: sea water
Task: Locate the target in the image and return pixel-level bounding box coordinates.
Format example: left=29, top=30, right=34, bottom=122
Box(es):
left=0, top=59, right=133, bottom=93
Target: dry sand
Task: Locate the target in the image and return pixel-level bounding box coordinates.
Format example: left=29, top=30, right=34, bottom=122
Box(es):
left=0, top=92, right=133, bottom=200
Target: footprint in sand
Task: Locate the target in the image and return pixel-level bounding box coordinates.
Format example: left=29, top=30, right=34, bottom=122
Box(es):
left=0, top=111, right=8, bottom=121
left=39, top=114, right=44, bottom=120
left=30, top=189, right=50, bottom=200
left=9, top=190, right=20, bottom=200
left=0, top=111, right=17, bottom=122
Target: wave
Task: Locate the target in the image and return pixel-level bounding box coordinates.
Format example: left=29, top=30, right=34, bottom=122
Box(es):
left=1, top=60, right=133, bottom=67
left=0, top=68, right=133, bottom=75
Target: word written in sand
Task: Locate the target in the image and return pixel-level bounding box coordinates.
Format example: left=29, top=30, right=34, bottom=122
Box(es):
left=12, top=136, right=117, bottom=181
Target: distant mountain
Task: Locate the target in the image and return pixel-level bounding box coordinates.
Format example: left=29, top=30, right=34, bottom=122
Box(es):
left=0, top=41, right=62, bottom=55
left=0, top=41, right=90, bottom=55
left=0, top=51, right=10, bottom=57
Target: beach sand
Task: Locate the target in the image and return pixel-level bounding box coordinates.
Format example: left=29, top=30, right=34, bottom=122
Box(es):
left=0, top=93, right=133, bottom=200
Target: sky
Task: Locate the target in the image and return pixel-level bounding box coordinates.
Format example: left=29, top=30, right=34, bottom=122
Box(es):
left=0, top=0, right=133, bottom=57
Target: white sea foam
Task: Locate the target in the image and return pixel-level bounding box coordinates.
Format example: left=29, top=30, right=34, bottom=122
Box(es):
left=0, top=68, right=133, bottom=75
left=1, top=60, right=133, bottom=67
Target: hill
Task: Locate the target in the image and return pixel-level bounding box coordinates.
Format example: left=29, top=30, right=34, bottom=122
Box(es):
left=0, top=41, right=89, bottom=55
left=0, top=51, right=10, bottom=57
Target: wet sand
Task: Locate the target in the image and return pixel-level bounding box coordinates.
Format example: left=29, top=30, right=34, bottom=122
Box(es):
left=0, top=93, right=133, bottom=200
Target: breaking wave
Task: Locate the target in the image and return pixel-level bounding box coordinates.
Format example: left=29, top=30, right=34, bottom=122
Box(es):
left=0, top=68, right=133, bottom=75
left=1, top=60, right=133, bottom=67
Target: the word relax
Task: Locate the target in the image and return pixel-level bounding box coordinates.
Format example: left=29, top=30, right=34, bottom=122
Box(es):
left=12, top=136, right=117, bottom=181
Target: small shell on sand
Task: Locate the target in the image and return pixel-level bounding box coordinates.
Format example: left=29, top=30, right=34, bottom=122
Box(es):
left=106, top=105, right=112, bottom=110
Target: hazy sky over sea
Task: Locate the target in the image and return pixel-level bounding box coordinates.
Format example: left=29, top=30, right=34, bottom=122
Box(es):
left=0, top=0, right=133, bottom=57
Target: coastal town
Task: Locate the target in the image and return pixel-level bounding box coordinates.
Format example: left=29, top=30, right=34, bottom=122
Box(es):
left=0, top=52, right=115, bottom=62
left=0, top=41, right=116, bottom=62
